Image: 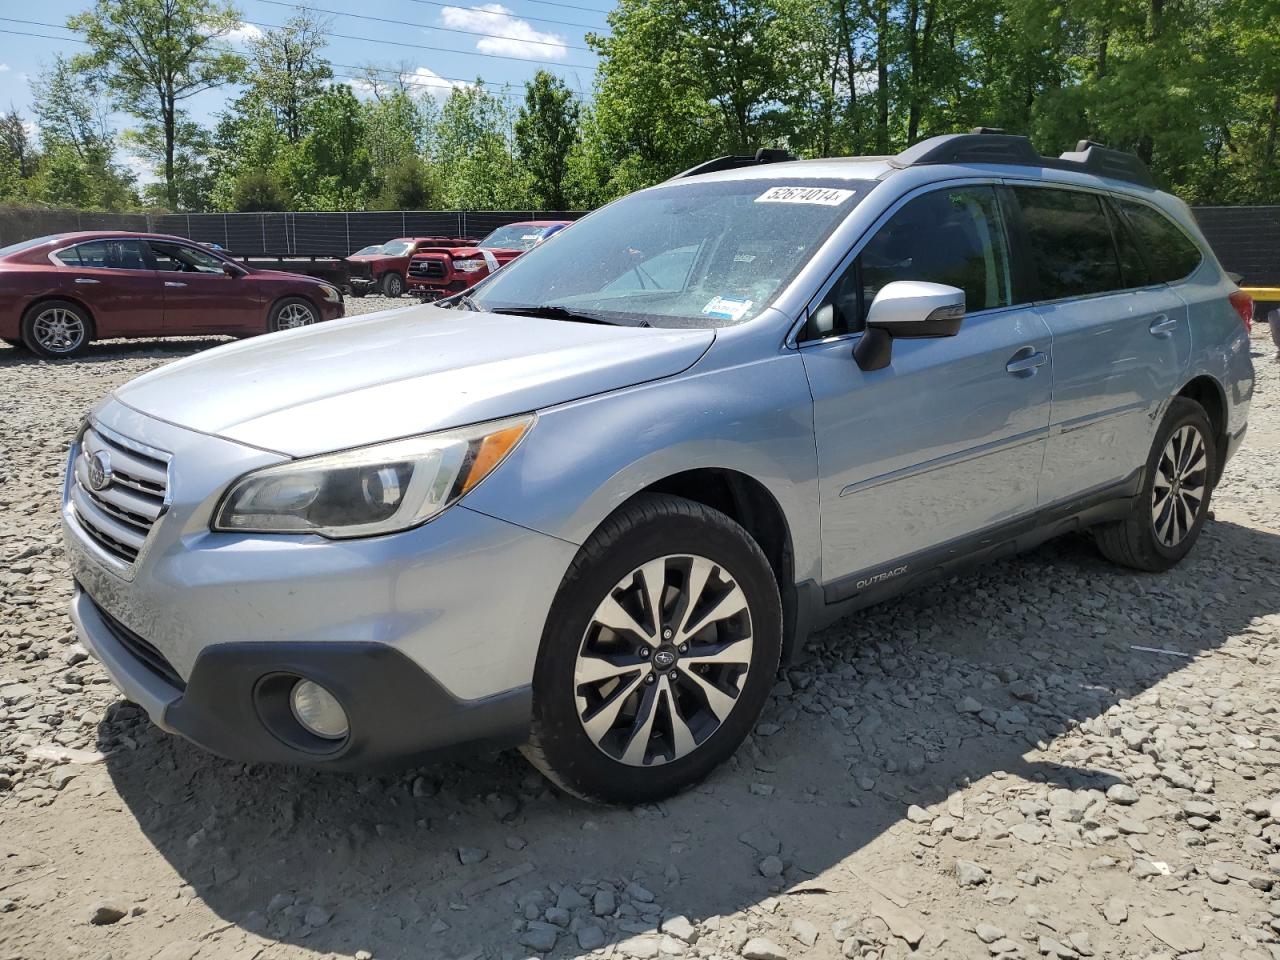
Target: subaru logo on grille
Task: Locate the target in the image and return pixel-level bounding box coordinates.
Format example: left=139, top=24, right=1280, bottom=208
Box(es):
left=87, top=450, right=113, bottom=492
left=653, top=649, right=676, bottom=669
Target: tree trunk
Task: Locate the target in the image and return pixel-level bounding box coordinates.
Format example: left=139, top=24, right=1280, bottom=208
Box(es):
left=164, top=98, right=176, bottom=210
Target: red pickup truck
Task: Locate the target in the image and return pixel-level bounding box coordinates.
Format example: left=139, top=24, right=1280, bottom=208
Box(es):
left=406, top=220, right=572, bottom=300
left=345, top=237, right=474, bottom=298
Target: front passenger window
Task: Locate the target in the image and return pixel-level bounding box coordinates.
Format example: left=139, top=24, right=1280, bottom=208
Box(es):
left=809, top=186, right=1011, bottom=338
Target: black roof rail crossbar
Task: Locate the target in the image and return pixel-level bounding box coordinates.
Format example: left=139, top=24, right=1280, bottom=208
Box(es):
left=670, top=147, right=798, bottom=180
left=888, top=131, right=1155, bottom=188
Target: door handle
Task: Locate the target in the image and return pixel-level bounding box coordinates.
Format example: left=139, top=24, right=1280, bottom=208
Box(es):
left=1149, top=314, right=1177, bottom=337
left=1006, top=347, right=1048, bottom=377
left=73, top=278, right=100, bottom=285
left=164, top=281, right=188, bottom=288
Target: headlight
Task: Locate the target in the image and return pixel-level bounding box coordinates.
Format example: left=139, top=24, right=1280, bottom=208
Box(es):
left=212, top=414, right=533, bottom=537
left=319, top=284, right=342, bottom=303
left=452, top=258, right=485, bottom=273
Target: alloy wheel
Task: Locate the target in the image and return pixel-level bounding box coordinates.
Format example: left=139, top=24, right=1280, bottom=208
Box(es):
left=277, top=303, right=316, bottom=329
left=573, top=554, right=754, bottom=767
left=33, top=307, right=86, bottom=353
left=1151, top=424, right=1207, bottom=547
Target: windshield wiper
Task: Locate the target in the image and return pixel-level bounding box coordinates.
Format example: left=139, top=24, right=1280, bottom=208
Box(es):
left=441, top=293, right=480, bottom=311
left=489, top=304, right=619, bottom=325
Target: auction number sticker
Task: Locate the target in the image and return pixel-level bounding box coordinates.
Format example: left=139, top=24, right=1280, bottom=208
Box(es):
left=755, top=185, right=854, bottom=206
left=702, top=296, right=754, bottom=321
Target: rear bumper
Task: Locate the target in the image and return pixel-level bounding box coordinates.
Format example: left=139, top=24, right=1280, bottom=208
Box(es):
left=72, top=585, right=531, bottom=769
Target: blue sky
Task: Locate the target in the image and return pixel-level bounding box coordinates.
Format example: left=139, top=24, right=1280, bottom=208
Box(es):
left=0, top=0, right=611, bottom=175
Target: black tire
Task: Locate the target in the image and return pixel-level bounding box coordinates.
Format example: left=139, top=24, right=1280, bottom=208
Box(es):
left=267, top=297, right=320, bottom=333
left=381, top=272, right=404, bottom=298
left=349, top=287, right=367, bottom=298
left=521, top=493, right=782, bottom=804
left=1094, top=397, right=1217, bottom=572
left=20, top=300, right=93, bottom=359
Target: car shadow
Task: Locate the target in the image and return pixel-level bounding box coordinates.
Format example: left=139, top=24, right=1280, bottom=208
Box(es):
left=0, top=338, right=232, bottom=363
left=97, top=517, right=1280, bottom=959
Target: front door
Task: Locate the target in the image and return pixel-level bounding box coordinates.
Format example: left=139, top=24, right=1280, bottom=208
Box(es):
left=147, top=240, right=264, bottom=334
left=800, top=184, right=1054, bottom=600
left=1008, top=186, right=1192, bottom=504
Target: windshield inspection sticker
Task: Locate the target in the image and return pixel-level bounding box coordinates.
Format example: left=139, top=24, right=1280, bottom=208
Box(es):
left=755, top=185, right=855, bottom=206
left=702, top=296, right=754, bottom=321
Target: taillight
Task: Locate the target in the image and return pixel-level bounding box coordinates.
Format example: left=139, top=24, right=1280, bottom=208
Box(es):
left=1228, top=290, right=1253, bottom=332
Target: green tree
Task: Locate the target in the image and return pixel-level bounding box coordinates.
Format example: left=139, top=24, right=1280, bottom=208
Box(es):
left=436, top=83, right=521, bottom=208
left=231, top=168, right=291, bottom=210
left=289, top=84, right=372, bottom=209
left=373, top=155, right=443, bottom=209
left=245, top=9, right=333, bottom=144
left=69, top=0, right=245, bottom=209
left=514, top=71, right=580, bottom=210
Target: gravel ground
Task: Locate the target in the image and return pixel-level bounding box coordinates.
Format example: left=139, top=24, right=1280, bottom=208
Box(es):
left=2, top=304, right=1280, bottom=960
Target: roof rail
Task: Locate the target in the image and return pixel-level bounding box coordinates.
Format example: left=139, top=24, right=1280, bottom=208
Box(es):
left=888, top=130, right=1154, bottom=189
left=670, top=147, right=798, bottom=180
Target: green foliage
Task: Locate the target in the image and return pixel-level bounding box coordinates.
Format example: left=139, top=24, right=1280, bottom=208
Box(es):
left=6, top=0, right=1277, bottom=213
left=231, top=169, right=291, bottom=211
left=515, top=71, right=580, bottom=209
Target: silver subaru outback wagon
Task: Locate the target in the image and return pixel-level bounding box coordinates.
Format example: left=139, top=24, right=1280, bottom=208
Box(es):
left=63, top=132, right=1253, bottom=803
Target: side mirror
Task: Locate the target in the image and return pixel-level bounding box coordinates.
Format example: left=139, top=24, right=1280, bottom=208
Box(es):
left=222, top=263, right=244, bottom=278
left=854, top=281, right=965, bottom=372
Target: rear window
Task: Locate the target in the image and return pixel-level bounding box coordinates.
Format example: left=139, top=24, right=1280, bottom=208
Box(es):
left=1013, top=187, right=1122, bottom=300
left=0, top=235, right=63, bottom=257
left=1116, top=199, right=1202, bottom=283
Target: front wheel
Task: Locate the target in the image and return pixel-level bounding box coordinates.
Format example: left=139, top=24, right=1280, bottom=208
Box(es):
left=381, top=272, right=404, bottom=298
left=521, top=493, right=782, bottom=804
left=267, top=297, right=320, bottom=332
left=1094, top=397, right=1217, bottom=572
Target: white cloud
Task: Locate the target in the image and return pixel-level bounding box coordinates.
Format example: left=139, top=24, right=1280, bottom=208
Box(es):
left=122, top=154, right=160, bottom=185
left=439, top=4, right=569, bottom=60
left=348, top=66, right=471, bottom=102
left=0, top=64, right=11, bottom=73
left=223, top=22, right=264, bottom=44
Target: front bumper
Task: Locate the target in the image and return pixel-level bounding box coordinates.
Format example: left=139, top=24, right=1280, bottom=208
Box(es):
left=71, top=587, right=530, bottom=769
left=62, top=401, right=578, bottom=768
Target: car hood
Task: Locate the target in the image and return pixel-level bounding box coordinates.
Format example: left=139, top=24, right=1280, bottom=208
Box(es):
left=113, top=304, right=716, bottom=456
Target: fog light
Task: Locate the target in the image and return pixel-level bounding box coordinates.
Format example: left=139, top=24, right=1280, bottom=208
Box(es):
left=289, top=679, right=349, bottom=739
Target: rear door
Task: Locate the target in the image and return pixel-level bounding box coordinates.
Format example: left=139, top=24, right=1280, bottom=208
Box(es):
left=51, top=239, right=164, bottom=336
left=1008, top=186, right=1192, bottom=504
left=801, top=184, right=1054, bottom=598
left=147, top=241, right=264, bottom=333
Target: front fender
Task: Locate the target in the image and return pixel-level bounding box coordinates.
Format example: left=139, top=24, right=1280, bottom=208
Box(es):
left=461, top=350, right=822, bottom=584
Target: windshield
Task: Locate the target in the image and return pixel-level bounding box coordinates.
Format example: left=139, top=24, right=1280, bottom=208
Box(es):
left=480, top=224, right=552, bottom=252
left=380, top=241, right=413, bottom=256
left=353, top=244, right=384, bottom=256
left=470, top=179, right=874, bottom=327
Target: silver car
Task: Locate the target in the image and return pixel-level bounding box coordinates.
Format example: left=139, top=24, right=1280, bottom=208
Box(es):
left=63, top=132, right=1254, bottom=803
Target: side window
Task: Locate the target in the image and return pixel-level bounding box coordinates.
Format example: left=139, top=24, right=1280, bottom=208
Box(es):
left=1012, top=187, right=1121, bottom=300
left=148, top=241, right=226, bottom=274
left=56, top=239, right=150, bottom=270
left=810, top=186, right=1012, bottom=338
left=1116, top=200, right=1202, bottom=283
left=1105, top=199, right=1151, bottom=289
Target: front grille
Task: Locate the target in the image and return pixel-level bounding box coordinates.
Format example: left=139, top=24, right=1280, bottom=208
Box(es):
left=409, top=258, right=447, bottom=279
left=349, top=262, right=373, bottom=280
left=89, top=593, right=186, bottom=691
left=70, top=425, right=170, bottom=566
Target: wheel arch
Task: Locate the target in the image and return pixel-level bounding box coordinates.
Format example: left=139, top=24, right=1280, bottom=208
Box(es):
left=618, top=468, right=805, bottom=665
left=1176, top=374, right=1228, bottom=481
left=267, top=292, right=321, bottom=326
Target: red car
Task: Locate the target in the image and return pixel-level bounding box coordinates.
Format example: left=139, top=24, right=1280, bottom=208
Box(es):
left=344, top=237, right=474, bottom=298
left=406, top=220, right=573, bottom=300
left=0, top=231, right=345, bottom=359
